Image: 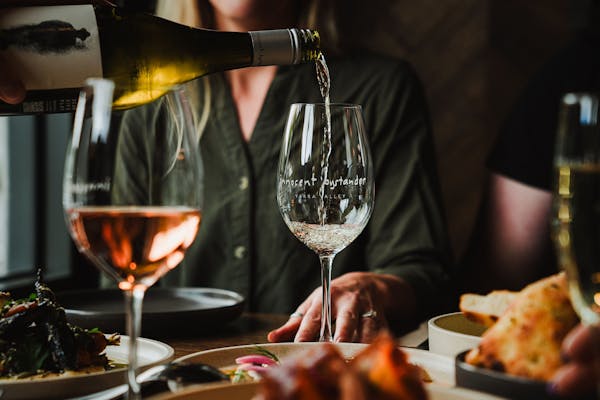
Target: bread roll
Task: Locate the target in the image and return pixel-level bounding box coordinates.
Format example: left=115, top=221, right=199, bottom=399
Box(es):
left=459, top=290, right=518, bottom=328
left=465, top=273, right=579, bottom=381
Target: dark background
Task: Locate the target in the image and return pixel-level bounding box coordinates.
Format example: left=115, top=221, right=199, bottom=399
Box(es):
left=360, top=0, right=584, bottom=259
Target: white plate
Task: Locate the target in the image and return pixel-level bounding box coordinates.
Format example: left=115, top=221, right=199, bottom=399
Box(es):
left=0, top=336, right=174, bottom=400
left=175, top=342, right=453, bottom=385
left=163, top=342, right=506, bottom=399
left=151, top=382, right=505, bottom=400
left=149, top=376, right=505, bottom=400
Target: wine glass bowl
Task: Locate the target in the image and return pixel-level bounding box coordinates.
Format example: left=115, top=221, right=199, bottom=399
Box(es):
left=277, top=103, right=374, bottom=342
left=552, top=92, right=600, bottom=397
left=553, top=92, right=600, bottom=326
left=63, top=78, right=203, bottom=399
left=66, top=206, right=200, bottom=290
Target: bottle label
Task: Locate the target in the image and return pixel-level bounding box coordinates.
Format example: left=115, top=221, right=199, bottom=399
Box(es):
left=0, top=5, right=103, bottom=113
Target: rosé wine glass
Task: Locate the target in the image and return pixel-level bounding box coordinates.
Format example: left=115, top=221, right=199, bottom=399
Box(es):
left=62, top=78, right=203, bottom=399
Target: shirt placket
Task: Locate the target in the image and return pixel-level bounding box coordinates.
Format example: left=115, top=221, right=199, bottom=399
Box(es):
left=215, top=80, right=254, bottom=304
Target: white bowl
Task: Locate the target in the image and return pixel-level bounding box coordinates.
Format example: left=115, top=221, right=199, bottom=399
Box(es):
left=428, top=312, right=486, bottom=357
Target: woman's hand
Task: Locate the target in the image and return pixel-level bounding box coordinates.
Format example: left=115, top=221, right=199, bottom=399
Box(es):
left=549, top=323, right=599, bottom=397
left=267, top=272, right=417, bottom=343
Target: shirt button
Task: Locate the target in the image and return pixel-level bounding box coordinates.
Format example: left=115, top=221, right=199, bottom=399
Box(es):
left=234, top=246, right=247, bottom=259
left=239, top=176, right=249, bottom=190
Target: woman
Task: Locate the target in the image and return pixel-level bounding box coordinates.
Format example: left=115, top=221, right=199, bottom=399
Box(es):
left=155, top=0, right=452, bottom=343
left=0, top=0, right=452, bottom=343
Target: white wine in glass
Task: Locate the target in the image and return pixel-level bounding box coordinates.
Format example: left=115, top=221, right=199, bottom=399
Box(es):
left=552, top=92, right=600, bottom=397
left=63, top=78, right=203, bottom=399
left=277, top=103, right=374, bottom=342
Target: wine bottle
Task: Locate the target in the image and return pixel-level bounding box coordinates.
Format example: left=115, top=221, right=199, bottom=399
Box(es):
left=0, top=2, right=321, bottom=114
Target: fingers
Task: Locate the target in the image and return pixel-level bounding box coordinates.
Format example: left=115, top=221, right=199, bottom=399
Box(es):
left=562, top=323, right=598, bottom=363
left=267, top=290, right=324, bottom=343
left=333, top=303, right=360, bottom=343
left=267, top=295, right=316, bottom=343
left=549, top=324, right=600, bottom=397
left=357, top=310, right=387, bottom=343
left=333, top=274, right=387, bottom=343
left=267, top=315, right=303, bottom=343
left=294, top=301, right=322, bottom=342
left=334, top=291, right=382, bottom=343
left=270, top=273, right=392, bottom=343
left=549, top=362, right=597, bottom=397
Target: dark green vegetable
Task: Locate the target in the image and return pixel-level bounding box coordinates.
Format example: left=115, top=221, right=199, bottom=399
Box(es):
left=0, top=274, right=119, bottom=377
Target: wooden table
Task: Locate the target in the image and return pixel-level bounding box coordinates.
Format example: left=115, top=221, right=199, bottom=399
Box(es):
left=162, top=313, right=289, bottom=359
left=160, top=313, right=429, bottom=360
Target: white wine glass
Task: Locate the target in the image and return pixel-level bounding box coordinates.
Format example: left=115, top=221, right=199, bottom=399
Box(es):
left=277, top=103, right=374, bottom=342
left=62, top=78, right=203, bottom=399
left=552, top=92, right=600, bottom=396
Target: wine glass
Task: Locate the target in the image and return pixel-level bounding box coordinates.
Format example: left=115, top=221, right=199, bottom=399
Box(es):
left=277, top=103, right=374, bottom=342
left=62, top=78, right=203, bottom=399
left=552, top=92, right=600, bottom=396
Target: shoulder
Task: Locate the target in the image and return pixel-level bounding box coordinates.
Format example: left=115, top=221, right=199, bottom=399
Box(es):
left=326, top=52, right=426, bottom=111
left=488, top=33, right=600, bottom=189
left=328, top=52, right=421, bottom=86
left=515, top=33, right=600, bottom=103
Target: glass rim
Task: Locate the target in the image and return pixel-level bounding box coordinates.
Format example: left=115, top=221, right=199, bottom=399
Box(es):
left=290, top=102, right=363, bottom=109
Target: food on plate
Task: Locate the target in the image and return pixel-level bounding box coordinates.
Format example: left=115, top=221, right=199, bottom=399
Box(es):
left=0, top=275, right=120, bottom=379
left=459, top=290, right=517, bottom=328
left=227, top=347, right=280, bottom=382
left=253, top=333, right=428, bottom=400
left=464, top=272, right=579, bottom=381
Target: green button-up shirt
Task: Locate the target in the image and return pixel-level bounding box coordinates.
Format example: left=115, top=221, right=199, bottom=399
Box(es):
left=161, top=53, right=452, bottom=320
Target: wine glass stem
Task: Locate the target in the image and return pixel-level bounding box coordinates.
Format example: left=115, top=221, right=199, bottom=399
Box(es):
left=124, top=286, right=146, bottom=400
left=319, top=254, right=334, bottom=342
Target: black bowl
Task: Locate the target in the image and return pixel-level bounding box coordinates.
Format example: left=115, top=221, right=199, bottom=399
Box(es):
left=455, top=350, right=594, bottom=400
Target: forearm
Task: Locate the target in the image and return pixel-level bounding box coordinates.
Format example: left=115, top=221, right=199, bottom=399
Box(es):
left=459, top=174, right=555, bottom=293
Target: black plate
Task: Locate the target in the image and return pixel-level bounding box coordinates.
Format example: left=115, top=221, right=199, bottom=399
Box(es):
left=56, top=287, right=245, bottom=336
left=455, top=350, right=595, bottom=400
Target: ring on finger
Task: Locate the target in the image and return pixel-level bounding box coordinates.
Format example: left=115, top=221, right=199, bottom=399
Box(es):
left=290, top=311, right=304, bottom=318
left=361, top=310, right=378, bottom=319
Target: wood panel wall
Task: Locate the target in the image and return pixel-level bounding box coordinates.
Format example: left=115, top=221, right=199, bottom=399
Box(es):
left=354, top=0, right=575, bottom=258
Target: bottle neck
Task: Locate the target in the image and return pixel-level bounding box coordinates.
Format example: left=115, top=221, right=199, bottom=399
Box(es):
left=249, top=28, right=321, bottom=66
